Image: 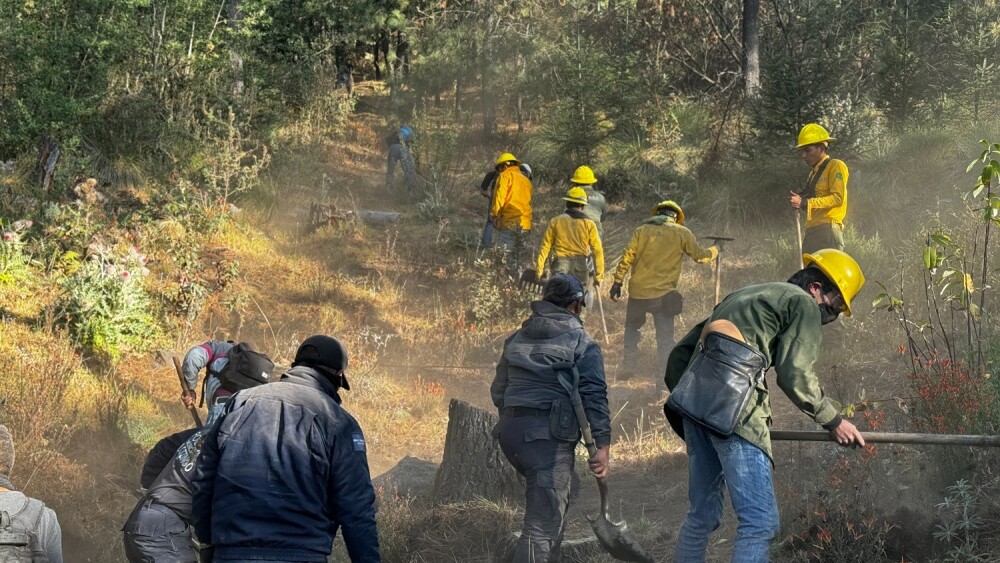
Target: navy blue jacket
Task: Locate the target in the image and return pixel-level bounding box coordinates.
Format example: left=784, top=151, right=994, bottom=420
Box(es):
left=491, top=300, right=612, bottom=448
left=191, top=367, right=379, bottom=562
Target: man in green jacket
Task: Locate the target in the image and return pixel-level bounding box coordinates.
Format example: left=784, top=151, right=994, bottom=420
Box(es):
left=664, top=249, right=867, bottom=563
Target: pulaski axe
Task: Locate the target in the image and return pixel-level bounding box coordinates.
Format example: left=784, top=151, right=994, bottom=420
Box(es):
left=172, top=355, right=203, bottom=427
left=555, top=362, right=654, bottom=563
left=703, top=236, right=734, bottom=306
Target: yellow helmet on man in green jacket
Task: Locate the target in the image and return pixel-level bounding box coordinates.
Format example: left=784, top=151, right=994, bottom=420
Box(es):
left=652, top=200, right=685, bottom=225
left=570, top=166, right=597, bottom=185
left=803, top=249, right=865, bottom=316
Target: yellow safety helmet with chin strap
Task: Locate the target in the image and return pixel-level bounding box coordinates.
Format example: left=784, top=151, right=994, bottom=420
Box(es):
left=563, top=187, right=589, bottom=206
left=496, top=152, right=520, bottom=167
left=652, top=200, right=685, bottom=225
left=796, top=123, right=835, bottom=148
left=570, top=165, right=597, bottom=185
left=802, top=249, right=865, bottom=316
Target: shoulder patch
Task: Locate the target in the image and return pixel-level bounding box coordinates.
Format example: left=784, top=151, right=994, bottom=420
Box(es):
left=835, top=172, right=844, bottom=180
left=352, top=432, right=367, bottom=452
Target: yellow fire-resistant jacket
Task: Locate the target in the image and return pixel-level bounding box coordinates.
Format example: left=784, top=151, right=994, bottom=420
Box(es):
left=536, top=212, right=605, bottom=284
left=804, top=155, right=848, bottom=229
left=491, top=167, right=532, bottom=231
left=613, top=216, right=717, bottom=300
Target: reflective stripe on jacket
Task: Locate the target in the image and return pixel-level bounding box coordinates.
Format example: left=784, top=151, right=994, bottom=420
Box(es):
left=805, top=156, right=848, bottom=228
left=613, top=216, right=716, bottom=299
left=665, top=282, right=841, bottom=461
left=490, top=167, right=532, bottom=231
left=536, top=213, right=604, bottom=283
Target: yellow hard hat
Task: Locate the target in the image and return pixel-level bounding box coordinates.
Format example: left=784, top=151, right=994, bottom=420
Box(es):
left=803, top=249, right=865, bottom=316
left=563, top=187, right=589, bottom=206
left=796, top=123, right=835, bottom=148
left=570, top=165, right=597, bottom=185
left=652, top=200, right=685, bottom=225
left=496, top=152, right=520, bottom=166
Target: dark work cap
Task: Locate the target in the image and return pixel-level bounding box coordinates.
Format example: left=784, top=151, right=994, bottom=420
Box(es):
left=543, top=273, right=586, bottom=308
left=292, top=335, right=350, bottom=390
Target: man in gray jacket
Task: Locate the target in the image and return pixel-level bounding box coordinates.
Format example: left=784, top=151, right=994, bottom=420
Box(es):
left=491, top=274, right=612, bottom=563
left=0, top=425, right=62, bottom=562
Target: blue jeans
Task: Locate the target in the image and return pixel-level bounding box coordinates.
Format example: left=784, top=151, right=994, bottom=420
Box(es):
left=675, top=419, right=780, bottom=563
left=386, top=143, right=416, bottom=191
left=479, top=213, right=495, bottom=250
left=496, top=227, right=529, bottom=272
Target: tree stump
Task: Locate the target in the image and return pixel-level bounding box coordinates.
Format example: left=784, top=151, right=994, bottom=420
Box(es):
left=432, top=399, right=523, bottom=504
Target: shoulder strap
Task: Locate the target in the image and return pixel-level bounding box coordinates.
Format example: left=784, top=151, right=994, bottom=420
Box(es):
left=801, top=157, right=832, bottom=199
left=13, top=498, right=46, bottom=530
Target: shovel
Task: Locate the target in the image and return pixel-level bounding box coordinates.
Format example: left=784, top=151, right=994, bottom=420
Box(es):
left=554, top=363, right=655, bottom=563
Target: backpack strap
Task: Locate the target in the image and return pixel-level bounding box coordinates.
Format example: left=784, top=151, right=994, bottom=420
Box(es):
left=12, top=498, right=46, bottom=531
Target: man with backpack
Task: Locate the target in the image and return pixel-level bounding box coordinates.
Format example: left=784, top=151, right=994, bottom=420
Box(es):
left=0, top=424, right=63, bottom=562
left=122, top=361, right=271, bottom=563
left=491, top=275, right=611, bottom=563
left=180, top=340, right=274, bottom=421
left=385, top=125, right=416, bottom=192
left=192, top=335, right=379, bottom=562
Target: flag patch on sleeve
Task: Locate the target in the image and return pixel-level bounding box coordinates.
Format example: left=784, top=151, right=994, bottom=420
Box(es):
left=352, top=432, right=367, bottom=452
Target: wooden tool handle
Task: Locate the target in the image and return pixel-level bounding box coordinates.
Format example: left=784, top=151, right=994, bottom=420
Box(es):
left=173, top=355, right=203, bottom=427
left=772, top=429, right=1000, bottom=447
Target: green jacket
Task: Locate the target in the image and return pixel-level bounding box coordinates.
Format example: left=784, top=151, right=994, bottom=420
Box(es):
left=581, top=187, right=606, bottom=239
left=664, top=282, right=841, bottom=460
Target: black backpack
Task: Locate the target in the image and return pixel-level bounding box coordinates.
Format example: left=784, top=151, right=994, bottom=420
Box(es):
left=0, top=501, right=48, bottom=562
left=214, top=342, right=275, bottom=393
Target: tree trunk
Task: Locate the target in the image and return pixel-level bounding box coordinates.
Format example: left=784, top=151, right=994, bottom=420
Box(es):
left=741, top=0, right=760, bottom=98
left=37, top=138, right=60, bottom=192
left=432, top=399, right=523, bottom=504
left=227, top=0, right=244, bottom=96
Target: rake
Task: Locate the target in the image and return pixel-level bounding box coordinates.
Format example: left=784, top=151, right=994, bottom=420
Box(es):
left=518, top=268, right=546, bottom=294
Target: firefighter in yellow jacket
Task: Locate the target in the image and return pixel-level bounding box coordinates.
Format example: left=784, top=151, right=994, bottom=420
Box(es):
left=789, top=124, right=848, bottom=253
left=610, top=200, right=717, bottom=382
left=536, top=187, right=605, bottom=294
left=490, top=153, right=533, bottom=266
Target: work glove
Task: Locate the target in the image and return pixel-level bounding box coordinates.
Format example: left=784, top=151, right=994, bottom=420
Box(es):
left=609, top=282, right=622, bottom=302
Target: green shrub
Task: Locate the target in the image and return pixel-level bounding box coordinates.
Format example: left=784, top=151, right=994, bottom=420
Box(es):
left=0, top=219, right=33, bottom=284
left=53, top=245, right=160, bottom=361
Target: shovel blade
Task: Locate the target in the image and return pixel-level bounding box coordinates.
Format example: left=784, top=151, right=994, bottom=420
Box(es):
left=587, top=513, right=654, bottom=563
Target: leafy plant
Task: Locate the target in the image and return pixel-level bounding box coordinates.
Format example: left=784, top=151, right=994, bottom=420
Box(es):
left=933, top=479, right=989, bottom=562
left=0, top=219, right=34, bottom=284
left=53, top=245, right=160, bottom=361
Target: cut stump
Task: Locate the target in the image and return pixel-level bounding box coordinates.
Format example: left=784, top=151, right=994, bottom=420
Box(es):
left=432, top=399, right=523, bottom=504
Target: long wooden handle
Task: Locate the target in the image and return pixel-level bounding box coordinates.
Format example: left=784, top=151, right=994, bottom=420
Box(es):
left=794, top=212, right=804, bottom=269
left=595, top=290, right=610, bottom=346
left=772, top=429, right=1000, bottom=447
left=572, top=401, right=599, bottom=458
left=173, top=355, right=203, bottom=427
left=713, top=253, right=722, bottom=305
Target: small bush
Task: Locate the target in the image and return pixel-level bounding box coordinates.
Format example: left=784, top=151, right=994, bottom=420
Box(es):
left=933, top=479, right=989, bottom=562
left=0, top=219, right=33, bottom=284
left=53, top=245, right=160, bottom=361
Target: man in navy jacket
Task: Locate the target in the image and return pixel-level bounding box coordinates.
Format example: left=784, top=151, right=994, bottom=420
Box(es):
left=191, top=335, right=379, bottom=562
